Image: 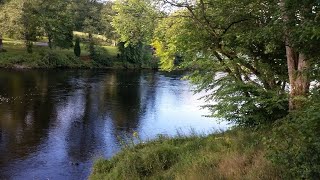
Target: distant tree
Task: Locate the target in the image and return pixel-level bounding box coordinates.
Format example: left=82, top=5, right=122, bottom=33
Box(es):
left=74, top=0, right=105, bottom=58
left=0, top=1, right=3, bottom=52
left=101, top=1, right=118, bottom=45
left=37, top=0, right=74, bottom=49
left=112, top=0, right=159, bottom=65
left=0, top=34, right=3, bottom=52
left=0, top=0, right=41, bottom=53
left=112, top=0, right=158, bottom=45
left=0, top=0, right=24, bottom=51
left=21, top=0, right=41, bottom=53
left=74, top=37, right=81, bottom=57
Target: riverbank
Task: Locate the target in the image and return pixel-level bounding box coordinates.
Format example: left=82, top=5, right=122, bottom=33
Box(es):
left=0, top=38, right=156, bottom=69
left=0, top=39, right=117, bottom=68
left=90, top=128, right=283, bottom=180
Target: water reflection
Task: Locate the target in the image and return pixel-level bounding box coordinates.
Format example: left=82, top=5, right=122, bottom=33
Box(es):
left=0, top=69, right=228, bottom=179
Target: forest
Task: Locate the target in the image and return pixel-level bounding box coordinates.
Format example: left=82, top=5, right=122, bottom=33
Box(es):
left=1, top=0, right=320, bottom=179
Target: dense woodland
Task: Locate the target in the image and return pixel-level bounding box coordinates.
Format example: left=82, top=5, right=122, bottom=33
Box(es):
left=1, top=0, right=320, bottom=178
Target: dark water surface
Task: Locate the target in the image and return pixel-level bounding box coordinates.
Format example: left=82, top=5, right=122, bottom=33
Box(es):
left=0, top=69, right=228, bottom=179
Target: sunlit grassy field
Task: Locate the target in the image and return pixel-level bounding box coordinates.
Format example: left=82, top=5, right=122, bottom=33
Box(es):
left=2, top=37, right=118, bottom=56
left=0, top=36, right=119, bottom=68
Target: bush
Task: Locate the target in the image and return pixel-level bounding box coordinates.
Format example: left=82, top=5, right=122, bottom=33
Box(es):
left=74, top=38, right=81, bottom=57
left=267, top=90, right=320, bottom=179
left=40, top=50, right=84, bottom=68
left=117, top=42, right=159, bottom=69
left=91, top=46, right=113, bottom=67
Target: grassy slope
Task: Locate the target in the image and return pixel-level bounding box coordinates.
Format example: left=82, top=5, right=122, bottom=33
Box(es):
left=0, top=38, right=119, bottom=68
left=90, top=128, right=283, bottom=180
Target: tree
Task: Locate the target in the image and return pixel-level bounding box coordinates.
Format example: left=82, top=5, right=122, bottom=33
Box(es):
left=73, top=0, right=105, bottom=58
left=154, top=0, right=320, bottom=125
left=0, top=1, right=4, bottom=52
left=112, top=0, right=159, bottom=65
left=0, top=0, right=76, bottom=52
left=74, top=37, right=81, bottom=57
left=112, top=0, right=158, bottom=45
left=279, top=0, right=320, bottom=110
left=0, top=34, right=3, bottom=52
left=101, top=1, right=118, bottom=46
left=37, top=0, right=74, bottom=49
left=0, top=0, right=24, bottom=51
left=21, top=0, right=41, bottom=53
left=0, top=0, right=41, bottom=53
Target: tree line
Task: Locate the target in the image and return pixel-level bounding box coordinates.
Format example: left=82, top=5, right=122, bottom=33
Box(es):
left=0, top=0, right=116, bottom=53
left=1, top=0, right=320, bottom=125
left=1, top=0, right=320, bottom=177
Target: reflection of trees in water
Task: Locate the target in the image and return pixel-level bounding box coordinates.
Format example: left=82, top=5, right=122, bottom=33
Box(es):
left=64, top=70, right=116, bottom=162
left=139, top=71, right=159, bottom=119
left=0, top=70, right=88, bottom=165
left=110, top=71, right=142, bottom=132
left=102, top=70, right=159, bottom=136
left=0, top=70, right=163, bottom=170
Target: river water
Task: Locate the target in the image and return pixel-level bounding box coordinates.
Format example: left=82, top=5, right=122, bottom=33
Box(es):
left=0, top=69, right=228, bottom=179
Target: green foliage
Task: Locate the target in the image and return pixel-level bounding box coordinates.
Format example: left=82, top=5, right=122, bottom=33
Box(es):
left=74, top=37, right=81, bottom=57
left=117, top=41, right=157, bottom=68
left=100, top=1, right=118, bottom=44
left=91, top=128, right=282, bottom=179
left=152, top=0, right=294, bottom=127
left=0, top=39, right=122, bottom=68
left=267, top=90, right=320, bottom=179
left=112, top=0, right=158, bottom=45
left=88, top=36, right=96, bottom=59
left=38, top=0, right=74, bottom=49
left=0, top=0, right=24, bottom=38
left=91, top=46, right=113, bottom=67
left=0, top=46, right=87, bottom=68
left=21, top=0, right=41, bottom=53
left=281, top=0, right=320, bottom=58
left=117, top=42, right=142, bottom=65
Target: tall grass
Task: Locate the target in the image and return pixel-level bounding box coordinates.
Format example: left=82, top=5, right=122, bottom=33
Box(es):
left=90, top=128, right=283, bottom=180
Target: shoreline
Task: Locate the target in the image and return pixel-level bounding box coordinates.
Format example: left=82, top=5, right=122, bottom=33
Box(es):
left=89, top=128, right=282, bottom=179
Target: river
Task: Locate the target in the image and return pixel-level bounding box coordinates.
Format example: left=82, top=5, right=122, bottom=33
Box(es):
left=0, top=69, right=228, bottom=179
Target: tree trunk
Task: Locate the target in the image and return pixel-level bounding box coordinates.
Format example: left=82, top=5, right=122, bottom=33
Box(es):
left=88, top=33, right=95, bottom=58
left=48, top=34, right=52, bottom=49
left=280, top=0, right=310, bottom=110
left=286, top=46, right=310, bottom=110
left=0, top=34, right=3, bottom=52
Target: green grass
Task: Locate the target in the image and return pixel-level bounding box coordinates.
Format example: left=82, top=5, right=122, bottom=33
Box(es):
left=74, top=31, right=107, bottom=41
left=90, top=128, right=283, bottom=180
left=0, top=38, right=119, bottom=68
left=102, top=46, right=119, bottom=57
left=0, top=36, right=160, bottom=69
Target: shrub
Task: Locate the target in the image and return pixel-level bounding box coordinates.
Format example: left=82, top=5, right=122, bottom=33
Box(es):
left=267, top=90, right=320, bottom=179
left=91, top=46, right=113, bottom=67
left=40, top=50, right=83, bottom=68
left=74, top=38, right=81, bottom=57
